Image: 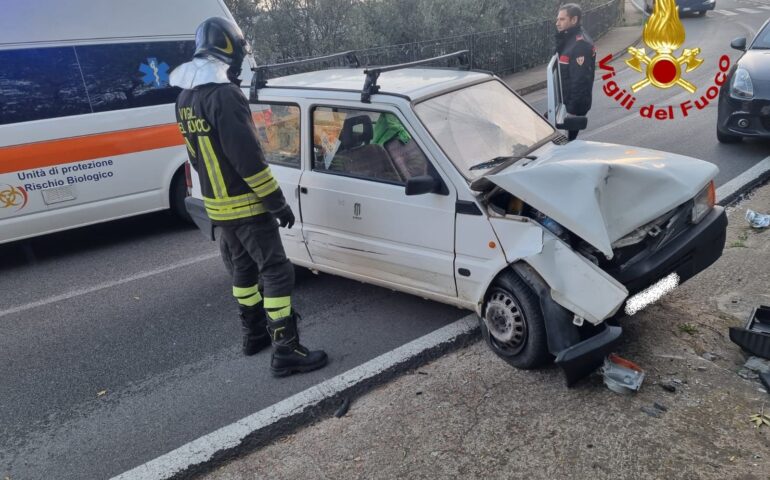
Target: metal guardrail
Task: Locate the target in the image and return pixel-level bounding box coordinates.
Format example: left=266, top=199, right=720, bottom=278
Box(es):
left=260, top=0, right=623, bottom=77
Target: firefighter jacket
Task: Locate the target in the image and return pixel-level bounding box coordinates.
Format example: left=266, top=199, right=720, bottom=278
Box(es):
left=556, top=26, right=596, bottom=116
left=175, top=82, right=287, bottom=226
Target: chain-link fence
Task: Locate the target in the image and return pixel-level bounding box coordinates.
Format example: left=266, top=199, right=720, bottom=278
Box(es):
left=264, top=0, right=622, bottom=77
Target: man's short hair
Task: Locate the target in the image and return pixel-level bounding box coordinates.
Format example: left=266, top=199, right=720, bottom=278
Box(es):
left=559, top=3, right=583, bottom=22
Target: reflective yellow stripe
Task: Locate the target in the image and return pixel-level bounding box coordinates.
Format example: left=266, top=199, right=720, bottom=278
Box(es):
left=253, top=178, right=279, bottom=197
left=205, top=204, right=268, bottom=221
left=264, top=296, right=291, bottom=320
left=203, top=193, right=260, bottom=207
left=233, top=285, right=259, bottom=298
left=244, top=167, right=273, bottom=187
left=199, top=136, right=228, bottom=199
left=233, top=285, right=263, bottom=307
left=184, top=138, right=196, bottom=158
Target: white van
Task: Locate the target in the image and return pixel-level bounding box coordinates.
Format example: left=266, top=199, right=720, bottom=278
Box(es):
left=0, top=0, right=251, bottom=244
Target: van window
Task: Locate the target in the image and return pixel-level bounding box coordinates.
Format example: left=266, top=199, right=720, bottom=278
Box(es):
left=76, top=41, right=195, bottom=112
left=0, top=47, right=91, bottom=126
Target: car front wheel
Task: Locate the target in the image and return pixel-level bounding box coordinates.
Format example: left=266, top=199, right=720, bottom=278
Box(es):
left=481, top=270, right=550, bottom=369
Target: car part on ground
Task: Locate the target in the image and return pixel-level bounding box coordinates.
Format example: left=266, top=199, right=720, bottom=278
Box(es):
left=730, top=305, right=770, bottom=360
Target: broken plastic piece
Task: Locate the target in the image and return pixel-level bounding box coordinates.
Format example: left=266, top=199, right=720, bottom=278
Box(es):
left=729, top=305, right=770, bottom=360
left=602, top=353, right=645, bottom=394
left=746, top=209, right=770, bottom=229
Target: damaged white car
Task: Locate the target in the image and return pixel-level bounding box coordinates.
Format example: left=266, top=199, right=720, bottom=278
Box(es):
left=186, top=51, right=727, bottom=385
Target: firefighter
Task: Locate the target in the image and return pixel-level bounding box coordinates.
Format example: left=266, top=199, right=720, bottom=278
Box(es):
left=555, top=3, right=596, bottom=141
left=170, top=17, right=327, bottom=377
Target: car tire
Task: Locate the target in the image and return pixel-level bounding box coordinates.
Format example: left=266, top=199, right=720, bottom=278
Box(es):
left=170, top=168, right=193, bottom=223
left=717, top=128, right=742, bottom=143
left=481, top=270, right=550, bottom=369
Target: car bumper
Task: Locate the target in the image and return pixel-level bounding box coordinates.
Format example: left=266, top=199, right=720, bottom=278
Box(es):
left=185, top=197, right=215, bottom=241
left=612, top=206, right=727, bottom=295
left=718, top=95, right=770, bottom=139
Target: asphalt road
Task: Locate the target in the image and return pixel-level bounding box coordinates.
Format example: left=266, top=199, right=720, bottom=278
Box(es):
left=2, top=3, right=769, bottom=479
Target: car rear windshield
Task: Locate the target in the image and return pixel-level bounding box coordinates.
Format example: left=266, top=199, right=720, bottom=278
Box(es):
left=414, top=80, right=555, bottom=180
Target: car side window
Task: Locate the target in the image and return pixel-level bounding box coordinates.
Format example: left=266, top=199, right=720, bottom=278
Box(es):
left=312, top=106, right=431, bottom=184
left=251, top=104, right=301, bottom=168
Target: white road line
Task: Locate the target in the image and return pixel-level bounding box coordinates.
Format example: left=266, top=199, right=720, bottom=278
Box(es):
left=110, top=314, right=479, bottom=480
left=0, top=252, right=220, bottom=318
left=714, top=9, right=739, bottom=15
left=736, top=7, right=763, bottom=13
left=716, top=156, right=770, bottom=204
left=759, top=5, right=770, bottom=9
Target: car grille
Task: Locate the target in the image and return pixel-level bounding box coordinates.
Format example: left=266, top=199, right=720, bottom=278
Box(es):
left=552, top=135, right=569, bottom=145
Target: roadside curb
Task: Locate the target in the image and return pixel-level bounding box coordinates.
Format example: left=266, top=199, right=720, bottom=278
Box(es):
left=716, top=156, right=770, bottom=207
left=111, top=315, right=481, bottom=480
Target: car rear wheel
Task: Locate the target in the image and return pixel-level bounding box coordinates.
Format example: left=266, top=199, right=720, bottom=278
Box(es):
left=481, top=270, right=550, bottom=369
left=717, top=127, right=742, bottom=144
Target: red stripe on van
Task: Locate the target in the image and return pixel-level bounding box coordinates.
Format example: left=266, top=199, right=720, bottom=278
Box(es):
left=0, top=123, right=184, bottom=175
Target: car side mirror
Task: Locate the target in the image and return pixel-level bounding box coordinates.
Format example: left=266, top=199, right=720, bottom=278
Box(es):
left=405, top=175, right=441, bottom=196
left=557, top=115, right=588, bottom=131
left=731, top=37, right=747, bottom=51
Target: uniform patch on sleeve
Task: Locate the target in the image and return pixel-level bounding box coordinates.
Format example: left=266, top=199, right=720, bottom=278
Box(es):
left=576, top=56, right=585, bottom=66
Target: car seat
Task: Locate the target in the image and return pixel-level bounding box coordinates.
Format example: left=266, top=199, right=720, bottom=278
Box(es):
left=331, top=115, right=403, bottom=183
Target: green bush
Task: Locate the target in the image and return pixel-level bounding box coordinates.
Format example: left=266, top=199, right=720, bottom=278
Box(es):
left=224, top=0, right=615, bottom=64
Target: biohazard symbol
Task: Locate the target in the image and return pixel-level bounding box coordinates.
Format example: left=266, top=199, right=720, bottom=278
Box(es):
left=625, top=0, right=703, bottom=93
left=0, top=185, right=29, bottom=211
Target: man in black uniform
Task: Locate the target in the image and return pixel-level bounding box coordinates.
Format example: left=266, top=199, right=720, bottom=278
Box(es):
left=555, top=4, right=596, bottom=140
left=170, top=17, right=327, bottom=377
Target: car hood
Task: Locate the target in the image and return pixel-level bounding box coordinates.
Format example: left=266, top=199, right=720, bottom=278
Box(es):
left=740, top=50, right=770, bottom=81
left=485, top=140, right=718, bottom=258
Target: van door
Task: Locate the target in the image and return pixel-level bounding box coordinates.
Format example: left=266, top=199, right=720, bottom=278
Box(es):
left=299, top=105, right=457, bottom=297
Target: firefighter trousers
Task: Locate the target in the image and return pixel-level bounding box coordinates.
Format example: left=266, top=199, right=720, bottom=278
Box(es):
left=219, top=220, right=295, bottom=321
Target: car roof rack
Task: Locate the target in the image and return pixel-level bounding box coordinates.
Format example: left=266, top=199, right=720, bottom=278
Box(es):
left=361, top=50, right=470, bottom=103
left=249, top=49, right=471, bottom=103
left=250, top=51, right=360, bottom=101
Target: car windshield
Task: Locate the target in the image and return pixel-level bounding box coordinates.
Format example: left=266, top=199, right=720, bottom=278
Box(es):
left=753, top=24, right=770, bottom=49
left=414, top=80, right=555, bottom=180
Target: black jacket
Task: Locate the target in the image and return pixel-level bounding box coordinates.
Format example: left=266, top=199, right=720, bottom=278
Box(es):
left=556, top=26, right=596, bottom=115
left=175, top=83, right=287, bottom=225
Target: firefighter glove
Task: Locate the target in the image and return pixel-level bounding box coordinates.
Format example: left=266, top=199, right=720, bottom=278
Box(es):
left=275, top=204, right=295, bottom=229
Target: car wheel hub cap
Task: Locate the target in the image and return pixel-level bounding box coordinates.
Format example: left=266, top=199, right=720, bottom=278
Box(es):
left=485, top=291, right=526, bottom=347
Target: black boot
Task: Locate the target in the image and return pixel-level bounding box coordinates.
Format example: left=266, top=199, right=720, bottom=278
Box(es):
left=239, top=305, right=271, bottom=356
left=267, top=312, right=327, bottom=377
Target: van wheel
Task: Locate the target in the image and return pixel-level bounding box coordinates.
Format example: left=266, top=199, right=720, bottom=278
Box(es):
left=481, top=271, right=550, bottom=369
left=170, top=169, right=192, bottom=223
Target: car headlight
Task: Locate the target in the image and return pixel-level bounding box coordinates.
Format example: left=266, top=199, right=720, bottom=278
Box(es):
left=731, top=68, right=754, bottom=100
left=691, top=181, right=716, bottom=224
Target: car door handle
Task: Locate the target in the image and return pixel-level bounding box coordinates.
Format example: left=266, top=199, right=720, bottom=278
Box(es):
left=300, top=187, right=308, bottom=194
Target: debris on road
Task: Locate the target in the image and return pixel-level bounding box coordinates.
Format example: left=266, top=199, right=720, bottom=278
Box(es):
left=744, top=357, right=770, bottom=374
left=746, top=209, right=770, bottom=229
left=660, top=382, right=677, bottom=393
left=749, top=405, right=770, bottom=429
left=602, top=354, right=645, bottom=394
left=640, top=402, right=668, bottom=418
left=97, top=390, right=107, bottom=398
left=760, top=372, right=770, bottom=393
left=729, top=305, right=770, bottom=360
left=334, top=397, right=351, bottom=418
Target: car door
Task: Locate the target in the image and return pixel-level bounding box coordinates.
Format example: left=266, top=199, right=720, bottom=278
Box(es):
left=248, top=101, right=311, bottom=264
left=299, top=104, right=457, bottom=297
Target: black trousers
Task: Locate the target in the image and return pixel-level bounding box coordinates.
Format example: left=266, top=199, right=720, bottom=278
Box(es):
left=218, top=220, right=294, bottom=317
